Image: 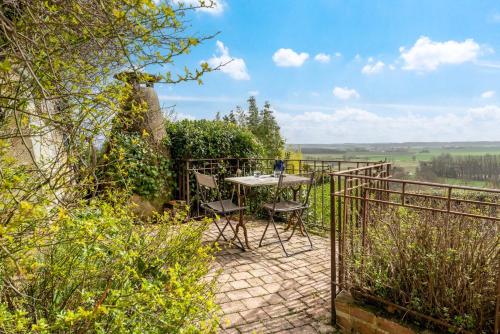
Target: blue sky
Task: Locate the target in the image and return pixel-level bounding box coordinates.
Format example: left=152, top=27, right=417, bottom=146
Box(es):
left=156, top=0, right=500, bottom=143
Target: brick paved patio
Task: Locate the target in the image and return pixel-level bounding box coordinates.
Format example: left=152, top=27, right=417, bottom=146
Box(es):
left=205, top=220, right=335, bottom=334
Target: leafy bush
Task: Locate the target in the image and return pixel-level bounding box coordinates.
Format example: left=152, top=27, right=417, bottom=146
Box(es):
left=165, top=119, right=263, bottom=161
left=0, top=194, right=218, bottom=333
left=347, top=199, right=498, bottom=332
left=99, top=132, right=172, bottom=199
left=0, top=141, right=218, bottom=333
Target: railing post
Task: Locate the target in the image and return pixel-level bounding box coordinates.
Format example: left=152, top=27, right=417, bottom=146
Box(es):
left=361, top=186, right=369, bottom=287
left=313, top=160, right=317, bottom=224
left=186, top=160, right=190, bottom=206
left=330, top=175, right=337, bottom=326
left=341, top=176, right=349, bottom=286
left=446, top=187, right=452, bottom=213
left=495, top=259, right=500, bottom=334
left=321, top=163, right=325, bottom=228
left=400, top=181, right=405, bottom=206
left=337, top=174, right=342, bottom=286
left=386, top=163, right=391, bottom=200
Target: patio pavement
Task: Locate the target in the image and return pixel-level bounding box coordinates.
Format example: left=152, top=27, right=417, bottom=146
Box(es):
left=205, top=220, right=335, bottom=334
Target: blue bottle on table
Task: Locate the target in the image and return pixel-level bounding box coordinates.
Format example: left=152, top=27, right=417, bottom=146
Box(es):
left=273, top=159, right=284, bottom=177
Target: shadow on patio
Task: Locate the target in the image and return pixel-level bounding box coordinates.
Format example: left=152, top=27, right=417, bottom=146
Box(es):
left=205, top=220, right=335, bottom=334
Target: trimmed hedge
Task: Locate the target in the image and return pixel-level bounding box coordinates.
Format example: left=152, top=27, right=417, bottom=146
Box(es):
left=165, top=119, right=263, bottom=161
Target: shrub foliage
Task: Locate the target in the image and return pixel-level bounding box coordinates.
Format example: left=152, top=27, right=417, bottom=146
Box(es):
left=99, top=132, right=172, bottom=199
left=165, top=119, right=263, bottom=160
left=346, top=197, right=499, bottom=332
left=0, top=1, right=221, bottom=332
left=0, top=163, right=218, bottom=333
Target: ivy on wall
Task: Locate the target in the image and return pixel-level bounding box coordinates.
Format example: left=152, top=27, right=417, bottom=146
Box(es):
left=99, top=132, right=172, bottom=199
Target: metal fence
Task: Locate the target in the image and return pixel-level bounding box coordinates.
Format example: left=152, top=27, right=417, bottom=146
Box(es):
left=176, top=158, right=382, bottom=230
left=329, top=165, right=500, bottom=333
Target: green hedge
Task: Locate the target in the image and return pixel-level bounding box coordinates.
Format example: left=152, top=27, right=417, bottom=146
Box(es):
left=165, top=119, right=263, bottom=160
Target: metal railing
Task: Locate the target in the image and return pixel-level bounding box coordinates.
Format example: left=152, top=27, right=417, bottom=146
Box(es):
left=176, top=158, right=382, bottom=230
left=329, top=165, right=500, bottom=333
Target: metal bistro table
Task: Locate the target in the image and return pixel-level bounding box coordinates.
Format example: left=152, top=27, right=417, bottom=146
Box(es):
left=224, top=174, right=311, bottom=249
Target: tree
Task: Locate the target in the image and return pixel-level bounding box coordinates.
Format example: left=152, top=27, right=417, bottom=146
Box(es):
left=222, top=110, right=237, bottom=124
left=0, top=1, right=221, bottom=332
left=0, top=0, right=218, bottom=204
left=258, top=101, right=285, bottom=158
left=221, top=96, right=285, bottom=158
left=246, top=96, right=261, bottom=134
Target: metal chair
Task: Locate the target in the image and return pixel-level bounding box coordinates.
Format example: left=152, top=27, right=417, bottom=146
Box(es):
left=194, top=171, right=246, bottom=250
left=259, top=171, right=315, bottom=256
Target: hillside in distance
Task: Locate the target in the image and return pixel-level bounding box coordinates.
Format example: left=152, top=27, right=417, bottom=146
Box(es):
left=288, top=141, right=500, bottom=188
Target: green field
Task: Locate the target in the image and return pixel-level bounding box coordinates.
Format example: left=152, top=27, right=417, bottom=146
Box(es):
left=289, top=142, right=500, bottom=187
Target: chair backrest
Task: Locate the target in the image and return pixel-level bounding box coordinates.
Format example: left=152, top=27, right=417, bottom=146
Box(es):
left=194, top=171, right=227, bottom=213
left=194, top=172, right=217, bottom=189
left=270, top=170, right=316, bottom=212
left=301, top=171, right=316, bottom=207
left=270, top=170, right=286, bottom=212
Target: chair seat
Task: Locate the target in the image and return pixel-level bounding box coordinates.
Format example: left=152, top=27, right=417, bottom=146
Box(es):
left=202, top=199, right=246, bottom=214
left=263, top=200, right=307, bottom=212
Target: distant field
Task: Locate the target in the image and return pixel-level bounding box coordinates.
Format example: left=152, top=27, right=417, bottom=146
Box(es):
left=289, top=142, right=500, bottom=187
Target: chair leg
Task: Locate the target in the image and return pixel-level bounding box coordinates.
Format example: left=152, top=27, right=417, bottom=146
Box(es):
left=213, top=216, right=228, bottom=242
left=258, top=218, right=271, bottom=247
left=284, top=212, right=293, bottom=231
left=270, top=215, right=289, bottom=256
left=226, top=215, right=245, bottom=250
left=260, top=212, right=289, bottom=256
left=216, top=214, right=245, bottom=250
left=297, top=213, right=313, bottom=249
left=287, top=215, right=298, bottom=241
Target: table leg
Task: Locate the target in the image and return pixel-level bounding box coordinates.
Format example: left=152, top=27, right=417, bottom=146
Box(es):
left=233, top=184, right=251, bottom=249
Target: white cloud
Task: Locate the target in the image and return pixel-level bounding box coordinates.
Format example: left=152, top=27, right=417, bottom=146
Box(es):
left=173, top=0, right=226, bottom=15
left=335, top=52, right=342, bottom=57
left=272, top=48, right=309, bottom=67
left=490, top=12, right=500, bottom=23
left=362, top=60, right=385, bottom=75
left=175, top=112, right=197, bottom=120
left=204, top=41, right=250, bottom=80
left=400, top=36, right=481, bottom=72
left=158, top=94, right=236, bottom=103
left=248, top=90, right=259, bottom=96
left=354, top=54, right=362, bottom=61
left=468, top=105, right=500, bottom=120
left=275, top=105, right=500, bottom=143
left=481, top=90, right=495, bottom=99
left=477, top=61, right=500, bottom=69
left=332, top=87, right=360, bottom=100
left=314, top=53, right=331, bottom=63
